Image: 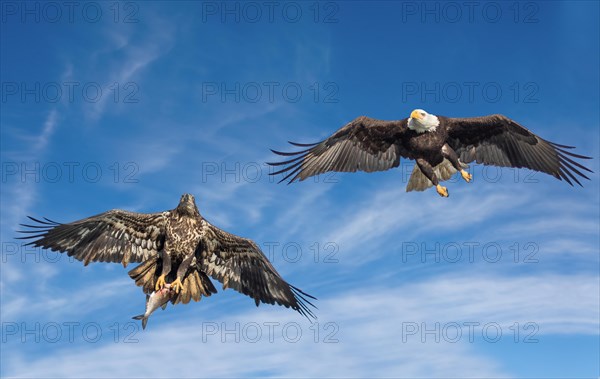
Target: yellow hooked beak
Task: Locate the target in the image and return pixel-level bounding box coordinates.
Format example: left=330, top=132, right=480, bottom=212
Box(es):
left=410, top=110, right=423, bottom=120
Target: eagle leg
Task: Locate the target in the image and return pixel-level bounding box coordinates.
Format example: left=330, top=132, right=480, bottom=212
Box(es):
left=460, top=170, right=472, bottom=183
left=417, top=158, right=449, bottom=197
left=156, top=250, right=172, bottom=291
left=436, top=184, right=449, bottom=197
left=155, top=274, right=167, bottom=291
left=172, top=253, right=194, bottom=294
left=442, top=144, right=471, bottom=184
left=171, top=253, right=194, bottom=293
left=170, top=277, right=184, bottom=293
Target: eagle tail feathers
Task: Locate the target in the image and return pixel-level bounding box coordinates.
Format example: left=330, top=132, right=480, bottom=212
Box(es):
left=171, top=268, right=217, bottom=305
left=406, top=159, right=468, bottom=192
left=128, top=257, right=217, bottom=305
left=128, top=257, right=159, bottom=294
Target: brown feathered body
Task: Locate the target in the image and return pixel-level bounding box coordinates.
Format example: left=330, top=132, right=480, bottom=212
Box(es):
left=269, top=113, right=592, bottom=192
left=18, top=194, right=315, bottom=319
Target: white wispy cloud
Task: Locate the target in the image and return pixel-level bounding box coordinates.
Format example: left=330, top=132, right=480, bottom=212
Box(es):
left=3, top=4, right=597, bottom=379
left=80, top=14, right=177, bottom=121
left=3, top=272, right=596, bottom=378
left=1, top=110, right=62, bottom=336
left=1, top=108, right=61, bottom=238
left=319, top=182, right=531, bottom=266
left=32, top=110, right=59, bottom=151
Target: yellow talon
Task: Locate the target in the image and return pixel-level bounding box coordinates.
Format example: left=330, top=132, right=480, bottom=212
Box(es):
left=155, top=274, right=166, bottom=291
left=461, top=170, right=472, bottom=183
left=436, top=184, right=449, bottom=197
left=171, top=277, right=184, bottom=293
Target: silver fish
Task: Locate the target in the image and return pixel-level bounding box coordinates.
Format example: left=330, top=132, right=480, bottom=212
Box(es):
left=132, top=283, right=174, bottom=330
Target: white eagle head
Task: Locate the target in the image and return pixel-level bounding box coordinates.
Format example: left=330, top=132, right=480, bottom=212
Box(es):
left=408, top=109, right=440, bottom=133
left=177, top=193, right=199, bottom=216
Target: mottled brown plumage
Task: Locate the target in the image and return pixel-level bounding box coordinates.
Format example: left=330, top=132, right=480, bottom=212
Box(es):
left=269, top=111, right=592, bottom=196
left=18, top=194, right=315, bottom=319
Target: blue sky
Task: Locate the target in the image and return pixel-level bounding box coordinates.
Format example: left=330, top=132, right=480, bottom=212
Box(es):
left=1, top=1, right=598, bottom=378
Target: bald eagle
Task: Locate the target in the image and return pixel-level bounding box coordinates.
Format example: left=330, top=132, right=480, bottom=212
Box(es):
left=269, top=110, right=592, bottom=196
left=18, top=194, right=315, bottom=319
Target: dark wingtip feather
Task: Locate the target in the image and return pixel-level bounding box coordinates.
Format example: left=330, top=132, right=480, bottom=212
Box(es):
left=548, top=141, right=576, bottom=149
left=544, top=141, right=594, bottom=184
left=555, top=147, right=594, bottom=161
left=564, top=168, right=583, bottom=187
left=25, top=216, right=61, bottom=226
left=266, top=154, right=308, bottom=168
left=557, top=167, right=574, bottom=186
left=270, top=160, right=303, bottom=177
left=291, top=284, right=317, bottom=299
left=14, top=235, right=43, bottom=240
left=281, top=165, right=304, bottom=184
left=290, top=285, right=318, bottom=321
left=15, top=229, right=48, bottom=234
left=270, top=148, right=312, bottom=157
left=288, top=141, right=320, bottom=147
left=558, top=155, right=592, bottom=181
left=19, top=223, right=50, bottom=229
left=16, top=216, right=58, bottom=241
left=268, top=144, right=313, bottom=183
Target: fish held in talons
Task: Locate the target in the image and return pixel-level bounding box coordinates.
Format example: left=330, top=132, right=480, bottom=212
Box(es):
left=132, top=283, right=175, bottom=330
left=19, top=194, right=317, bottom=322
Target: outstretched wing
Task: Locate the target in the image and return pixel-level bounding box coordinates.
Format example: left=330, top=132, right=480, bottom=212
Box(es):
left=198, top=220, right=316, bottom=319
left=268, top=116, right=409, bottom=183
left=17, top=210, right=169, bottom=267
left=446, top=114, right=593, bottom=186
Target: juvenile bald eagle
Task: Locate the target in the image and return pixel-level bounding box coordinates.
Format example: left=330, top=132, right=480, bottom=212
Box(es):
left=18, top=194, right=315, bottom=319
left=269, top=110, right=592, bottom=196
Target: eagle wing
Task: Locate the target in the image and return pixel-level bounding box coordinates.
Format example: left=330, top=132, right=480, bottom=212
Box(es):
left=199, top=220, right=316, bottom=319
left=268, top=116, right=409, bottom=183
left=17, top=210, right=169, bottom=267
left=446, top=114, right=593, bottom=185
